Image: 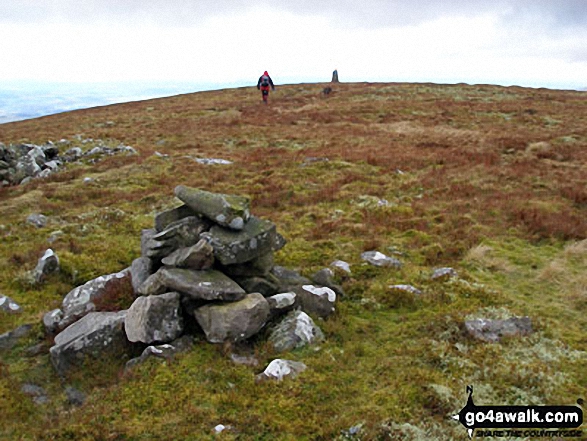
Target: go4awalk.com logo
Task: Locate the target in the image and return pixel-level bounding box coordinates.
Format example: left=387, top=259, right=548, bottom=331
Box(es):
left=452, top=386, right=583, bottom=438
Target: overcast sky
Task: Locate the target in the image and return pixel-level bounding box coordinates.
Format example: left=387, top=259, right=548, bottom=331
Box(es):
left=1, top=1, right=586, bottom=90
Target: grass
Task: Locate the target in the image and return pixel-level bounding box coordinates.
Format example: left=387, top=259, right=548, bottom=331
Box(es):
left=0, top=82, right=586, bottom=440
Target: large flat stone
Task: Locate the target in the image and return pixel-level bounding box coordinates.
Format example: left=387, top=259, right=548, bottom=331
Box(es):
left=154, top=204, right=196, bottom=232
left=201, top=216, right=277, bottom=265
left=193, top=293, right=269, bottom=343
left=50, top=311, right=129, bottom=375
left=174, top=186, right=250, bottom=230
left=161, top=239, right=214, bottom=270
left=125, top=292, right=184, bottom=344
left=158, top=268, right=246, bottom=302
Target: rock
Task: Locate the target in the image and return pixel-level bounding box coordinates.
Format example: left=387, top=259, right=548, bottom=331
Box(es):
left=0, top=324, right=33, bottom=350
left=25, top=342, right=47, bottom=357
left=193, top=293, right=270, bottom=343
left=270, top=266, right=311, bottom=289
left=140, top=229, right=157, bottom=257
left=255, top=359, right=307, bottom=382
left=269, top=310, right=324, bottom=352
left=65, top=147, right=82, bottom=158
left=234, top=275, right=279, bottom=296
left=50, top=311, right=129, bottom=375
left=388, top=284, right=422, bottom=295
left=0, top=295, right=21, bottom=314
left=32, top=248, right=60, bottom=283
left=153, top=268, right=246, bottom=302
left=194, top=158, right=233, bottom=165
left=431, top=267, right=457, bottom=281
left=130, top=257, right=153, bottom=295
left=295, top=285, right=336, bottom=319
left=21, top=383, right=49, bottom=405
left=137, top=271, right=168, bottom=296
left=154, top=204, right=196, bottom=232
left=125, top=292, right=184, bottom=344
left=331, top=260, right=351, bottom=274
left=266, top=292, right=297, bottom=316
left=43, top=160, right=60, bottom=170
left=26, top=213, right=48, bottom=228
left=174, top=186, right=250, bottom=230
left=143, top=217, right=210, bottom=259
left=58, top=269, right=130, bottom=331
left=220, top=252, right=275, bottom=277
left=125, top=335, right=193, bottom=370
left=361, top=251, right=402, bottom=268
left=27, top=145, right=46, bottom=166
left=43, top=308, right=64, bottom=334
left=65, top=386, right=86, bottom=406
left=37, top=169, right=53, bottom=179
left=15, top=156, right=41, bottom=181
left=42, top=144, right=59, bottom=159
left=202, top=216, right=277, bottom=265
left=311, top=268, right=344, bottom=297
left=465, top=317, right=533, bottom=343
left=161, top=239, right=214, bottom=270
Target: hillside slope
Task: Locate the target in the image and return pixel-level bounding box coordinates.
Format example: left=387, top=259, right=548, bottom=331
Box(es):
left=0, top=82, right=586, bottom=440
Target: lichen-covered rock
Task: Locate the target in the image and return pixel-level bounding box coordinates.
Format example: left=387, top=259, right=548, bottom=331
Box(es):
left=311, top=268, right=344, bottom=297
left=137, top=270, right=168, bottom=296
left=202, top=216, right=277, bottom=265
left=26, top=213, right=47, bottom=228
left=465, top=317, right=533, bottom=343
left=50, top=311, right=129, bottom=375
left=331, top=259, right=351, bottom=274
left=174, top=186, right=250, bottom=230
left=57, top=269, right=130, bottom=332
left=294, top=284, right=337, bottom=319
left=125, top=335, right=193, bottom=370
left=143, top=217, right=209, bottom=258
left=234, top=275, right=279, bottom=297
left=0, top=324, right=33, bottom=350
left=270, top=266, right=311, bottom=291
left=193, top=293, right=270, bottom=343
left=125, top=292, right=183, bottom=344
left=154, top=204, right=196, bottom=232
left=161, top=239, right=214, bottom=270
left=255, top=359, right=307, bottom=382
left=21, top=383, right=49, bottom=405
left=0, top=295, right=21, bottom=314
left=269, top=310, right=324, bottom=352
left=220, top=252, right=275, bottom=277
left=361, top=251, right=402, bottom=268
left=130, top=257, right=153, bottom=295
left=33, top=248, right=60, bottom=283
left=431, top=267, right=457, bottom=281
left=388, top=284, right=422, bottom=295
left=43, top=308, right=63, bottom=334
left=157, top=268, right=246, bottom=302
left=266, top=292, right=297, bottom=316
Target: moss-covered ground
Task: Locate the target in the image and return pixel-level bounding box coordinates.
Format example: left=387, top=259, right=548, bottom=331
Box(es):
left=0, top=82, right=586, bottom=440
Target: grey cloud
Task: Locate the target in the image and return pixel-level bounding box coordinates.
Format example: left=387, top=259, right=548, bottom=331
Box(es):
left=1, top=0, right=585, bottom=28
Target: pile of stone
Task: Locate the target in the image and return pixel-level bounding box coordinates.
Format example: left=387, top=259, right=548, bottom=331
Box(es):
left=0, top=140, right=137, bottom=186
left=46, top=186, right=339, bottom=376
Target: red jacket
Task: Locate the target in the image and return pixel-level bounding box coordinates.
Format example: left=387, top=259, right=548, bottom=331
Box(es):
left=257, top=71, right=275, bottom=90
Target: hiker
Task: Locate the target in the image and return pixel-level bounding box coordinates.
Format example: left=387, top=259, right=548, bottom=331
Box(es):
left=257, top=71, right=275, bottom=104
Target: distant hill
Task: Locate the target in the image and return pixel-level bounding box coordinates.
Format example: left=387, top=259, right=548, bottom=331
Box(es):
left=0, top=81, right=223, bottom=124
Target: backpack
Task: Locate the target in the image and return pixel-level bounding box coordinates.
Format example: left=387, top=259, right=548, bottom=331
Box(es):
left=261, top=75, right=269, bottom=87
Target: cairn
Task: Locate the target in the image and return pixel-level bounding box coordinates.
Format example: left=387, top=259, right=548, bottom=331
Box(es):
left=46, top=186, right=338, bottom=375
